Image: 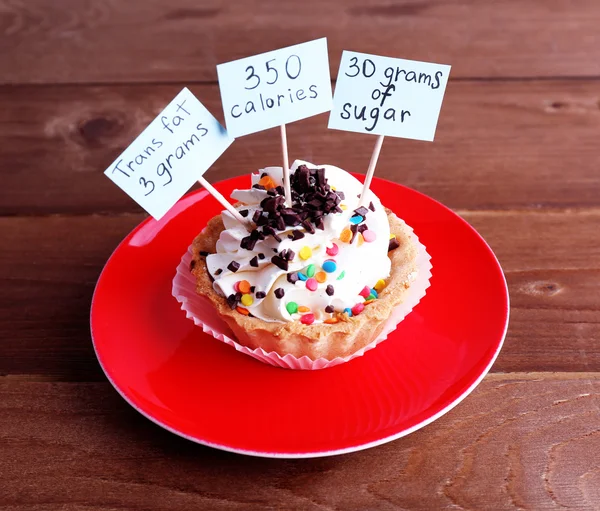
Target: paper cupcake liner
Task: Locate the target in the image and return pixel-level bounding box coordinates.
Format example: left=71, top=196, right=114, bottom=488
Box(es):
left=172, top=224, right=432, bottom=370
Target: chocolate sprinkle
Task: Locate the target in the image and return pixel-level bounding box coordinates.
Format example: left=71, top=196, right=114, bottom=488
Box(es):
left=354, top=206, right=369, bottom=217
left=258, top=253, right=265, bottom=260
left=274, top=288, right=285, bottom=299
left=271, top=255, right=289, bottom=271
left=249, top=256, right=259, bottom=267
left=199, top=251, right=210, bottom=257
left=250, top=286, right=256, bottom=293
left=226, top=294, right=237, bottom=309
left=388, top=237, right=400, bottom=252
left=287, top=272, right=299, bottom=284
left=350, top=224, right=359, bottom=243
left=357, top=224, right=368, bottom=233
left=244, top=164, right=343, bottom=244
left=239, top=209, right=249, bottom=218
left=190, top=260, right=196, bottom=270
left=326, top=284, right=335, bottom=296
left=325, top=305, right=335, bottom=313
left=214, top=268, right=223, bottom=275
left=369, top=201, right=375, bottom=212
left=227, top=261, right=240, bottom=273
left=291, top=229, right=305, bottom=240
left=336, top=191, right=345, bottom=200
left=255, top=291, right=266, bottom=299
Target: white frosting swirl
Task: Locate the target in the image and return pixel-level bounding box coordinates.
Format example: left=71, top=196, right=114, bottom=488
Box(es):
left=205, top=160, right=391, bottom=323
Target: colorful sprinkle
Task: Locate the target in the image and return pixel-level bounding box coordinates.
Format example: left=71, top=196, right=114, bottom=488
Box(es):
left=299, top=246, right=312, bottom=260
left=316, top=271, right=327, bottom=283
left=390, top=233, right=397, bottom=240
left=301, top=313, right=315, bottom=325
left=371, top=289, right=379, bottom=298
left=306, top=278, right=318, bottom=291
left=337, top=271, right=346, bottom=280
left=286, top=302, right=298, bottom=314
left=340, top=204, right=347, bottom=210
left=258, top=175, right=277, bottom=189
left=297, top=272, right=308, bottom=281
left=366, top=294, right=376, bottom=301
left=322, top=260, right=337, bottom=273
left=352, top=303, right=365, bottom=315
left=324, top=317, right=339, bottom=324
left=237, top=280, right=251, bottom=294
left=374, top=279, right=386, bottom=292
left=298, top=306, right=311, bottom=313
left=306, top=264, right=316, bottom=277
left=364, top=299, right=375, bottom=305
left=236, top=306, right=250, bottom=315
left=362, top=230, right=377, bottom=242
left=241, top=294, right=254, bottom=306
left=359, top=286, right=371, bottom=298
left=350, top=215, right=363, bottom=225
left=326, top=243, right=339, bottom=256
left=326, top=284, right=335, bottom=296
left=344, top=307, right=353, bottom=317
left=358, top=234, right=364, bottom=246
left=339, top=228, right=353, bottom=243
left=233, top=282, right=240, bottom=292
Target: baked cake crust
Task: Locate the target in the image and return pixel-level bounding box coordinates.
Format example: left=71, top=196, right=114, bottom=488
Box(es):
left=190, top=208, right=418, bottom=360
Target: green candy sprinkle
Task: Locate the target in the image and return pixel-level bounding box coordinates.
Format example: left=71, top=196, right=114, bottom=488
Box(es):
left=366, top=293, right=376, bottom=301
left=306, top=264, right=316, bottom=277
left=337, top=270, right=346, bottom=280
left=286, top=302, right=298, bottom=314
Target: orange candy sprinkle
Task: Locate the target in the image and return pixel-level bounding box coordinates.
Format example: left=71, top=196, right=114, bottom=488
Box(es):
left=339, top=228, right=353, bottom=243
left=236, top=306, right=250, bottom=315
left=324, top=318, right=339, bottom=324
left=237, top=280, right=251, bottom=294
left=364, top=299, right=375, bottom=305
left=258, top=175, right=277, bottom=189
left=315, top=271, right=327, bottom=283
left=358, top=233, right=365, bottom=246
left=298, top=306, right=311, bottom=313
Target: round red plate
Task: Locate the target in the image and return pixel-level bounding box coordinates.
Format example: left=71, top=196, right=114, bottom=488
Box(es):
left=91, top=175, right=509, bottom=458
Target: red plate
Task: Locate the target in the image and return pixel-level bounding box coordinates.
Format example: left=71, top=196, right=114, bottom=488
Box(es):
left=91, top=175, right=509, bottom=458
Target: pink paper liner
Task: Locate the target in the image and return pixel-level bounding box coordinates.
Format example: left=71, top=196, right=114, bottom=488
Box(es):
left=172, top=223, right=432, bottom=370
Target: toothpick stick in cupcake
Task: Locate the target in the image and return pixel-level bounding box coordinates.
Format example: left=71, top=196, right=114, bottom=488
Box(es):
left=217, top=38, right=333, bottom=206
left=279, top=124, right=292, bottom=205
left=104, top=87, right=245, bottom=226
left=328, top=51, right=451, bottom=203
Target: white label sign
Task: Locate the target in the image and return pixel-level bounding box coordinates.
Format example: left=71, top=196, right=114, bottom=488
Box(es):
left=104, top=88, right=233, bottom=220
left=328, top=51, right=451, bottom=141
left=217, top=38, right=333, bottom=138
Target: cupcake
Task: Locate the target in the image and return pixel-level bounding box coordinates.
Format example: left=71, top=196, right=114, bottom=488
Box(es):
left=187, top=160, right=419, bottom=361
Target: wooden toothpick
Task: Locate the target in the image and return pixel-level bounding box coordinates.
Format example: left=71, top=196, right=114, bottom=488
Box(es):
left=280, top=124, right=292, bottom=206
left=358, top=135, right=385, bottom=207
left=197, top=175, right=252, bottom=230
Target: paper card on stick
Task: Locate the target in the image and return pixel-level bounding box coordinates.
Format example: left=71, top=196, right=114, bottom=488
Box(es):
left=328, top=51, right=451, bottom=141
left=217, top=38, right=333, bottom=138
left=104, top=88, right=233, bottom=220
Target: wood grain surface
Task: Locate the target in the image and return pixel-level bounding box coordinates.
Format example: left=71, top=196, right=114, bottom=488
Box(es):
left=2, top=80, right=600, bottom=215
left=2, top=0, right=600, bottom=508
left=1, top=374, right=599, bottom=510
left=3, top=0, right=600, bottom=84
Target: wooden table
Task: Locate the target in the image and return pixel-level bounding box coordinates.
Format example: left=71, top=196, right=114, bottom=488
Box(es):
left=2, top=1, right=599, bottom=509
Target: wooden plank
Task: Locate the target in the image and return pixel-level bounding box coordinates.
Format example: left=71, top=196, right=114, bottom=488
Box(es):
left=2, top=0, right=600, bottom=84
left=1, top=211, right=599, bottom=379
left=2, top=80, right=600, bottom=216
left=0, top=374, right=598, bottom=509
